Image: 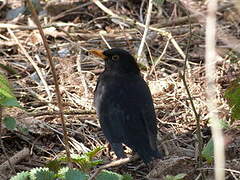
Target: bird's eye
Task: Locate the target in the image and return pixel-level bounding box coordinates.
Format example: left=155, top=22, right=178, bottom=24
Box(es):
left=112, top=55, right=119, bottom=61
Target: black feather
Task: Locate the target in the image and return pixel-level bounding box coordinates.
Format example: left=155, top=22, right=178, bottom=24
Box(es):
left=94, top=48, right=162, bottom=163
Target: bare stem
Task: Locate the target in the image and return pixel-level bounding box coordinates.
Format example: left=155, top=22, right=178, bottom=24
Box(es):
left=205, top=0, right=225, bottom=179
left=137, top=0, right=153, bottom=63
left=27, top=0, right=72, bottom=164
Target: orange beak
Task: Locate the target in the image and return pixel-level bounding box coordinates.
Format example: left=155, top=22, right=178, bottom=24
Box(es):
left=89, top=49, right=107, bottom=59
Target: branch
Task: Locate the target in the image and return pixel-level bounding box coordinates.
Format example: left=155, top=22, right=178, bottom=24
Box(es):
left=137, top=0, right=153, bottom=63
left=27, top=0, right=72, bottom=165
left=205, top=1, right=225, bottom=179
left=92, top=0, right=186, bottom=60
left=88, top=157, right=133, bottom=180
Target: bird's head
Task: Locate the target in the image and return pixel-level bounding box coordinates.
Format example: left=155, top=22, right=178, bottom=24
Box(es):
left=90, top=48, right=140, bottom=74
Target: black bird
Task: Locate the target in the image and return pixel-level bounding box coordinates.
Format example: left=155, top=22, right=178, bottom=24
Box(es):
left=90, top=48, right=162, bottom=164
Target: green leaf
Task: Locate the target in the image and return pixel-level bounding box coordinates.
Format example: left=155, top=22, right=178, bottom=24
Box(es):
left=0, top=73, right=20, bottom=107
left=3, top=116, right=16, bottom=130
left=30, top=167, right=54, bottom=180
left=86, top=146, right=104, bottom=159
left=10, top=171, right=30, bottom=180
left=174, top=173, right=187, bottom=179
left=70, top=154, right=90, bottom=169
left=56, top=147, right=104, bottom=173
left=57, top=167, right=69, bottom=178
left=46, top=159, right=62, bottom=173
left=59, top=150, right=104, bottom=172
left=65, top=168, right=89, bottom=180
left=202, top=138, right=214, bottom=163
left=34, top=169, right=55, bottom=180
left=122, top=174, right=133, bottom=180
left=0, top=73, right=14, bottom=97
left=224, top=78, right=240, bottom=121
left=165, top=173, right=186, bottom=180
left=16, top=125, right=29, bottom=135
left=89, top=160, right=104, bottom=167
left=0, top=97, right=20, bottom=107
left=11, top=167, right=55, bottom=180
left=96, top=170, right=123, bottom=180
left=219, top=119, right=229, bottom=129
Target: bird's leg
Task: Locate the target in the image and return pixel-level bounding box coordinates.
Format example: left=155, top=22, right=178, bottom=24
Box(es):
left=111, top=143, right=126, bottom=159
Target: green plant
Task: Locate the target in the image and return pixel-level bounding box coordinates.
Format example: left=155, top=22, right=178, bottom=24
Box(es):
left=11, top=147, right=133, bottom=180
left=202, top=119, right=229, bottom=164
left=0, top=73, right=20, bottom=108
left=47, top=147, right=104, bottom=173
left=165, top=173, right=186, bottom=180
left=0, top=73, right=21, bottom=130
left=201, top=138, right=214, bottom=163
left=224, top=78, right=240, bottom=121
left=11, top=168, right=132, bottom=180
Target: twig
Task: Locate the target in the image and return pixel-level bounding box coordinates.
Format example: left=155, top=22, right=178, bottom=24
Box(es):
left=137, top=0, right=153, bottom=63
left=180, top=0, right=240, bottom=53
left=92, top=0, right=186, bottom=60
left=99, top=32, right=111, bottom=49
left=179, top=6, right=203, bottom=169
left=30, top=109, right=95, bottom=117
left=27, top=0, right=72, bottom=164
left=139, top=0, right=146, bottom=23
left=0, top=147, right=29, bottom=172
left=152, top=3, right=233, bottom=28
left=7, top=28, right=52, bottom=102
left=76, top=50, right=90, bottom=97
left=0, top=22, right=77, bottom=30
left=88, top=157, right=132, bottom=180
left=199, top=167, right=240, bottom=174
left=149, top=37, right=170, bottom=75
left=0, top=0, right=7, bottom=11
left=49, top=1, right=93, bottom=22
left=205, top=1, right=225, bottom=180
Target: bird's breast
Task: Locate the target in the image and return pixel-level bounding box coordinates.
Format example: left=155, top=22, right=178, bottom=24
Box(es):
left=95, top=73, right=150, bottom=109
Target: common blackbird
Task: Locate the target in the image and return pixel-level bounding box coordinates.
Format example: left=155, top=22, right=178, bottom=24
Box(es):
left=90, top=48, right=162, bottom=164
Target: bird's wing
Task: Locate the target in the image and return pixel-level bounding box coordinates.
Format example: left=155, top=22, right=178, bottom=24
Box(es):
left=123, top=77, right=158, bottom=151
left=94, top=74, right=159, bottom=162
left=119, top=77, right=159, bottom=163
